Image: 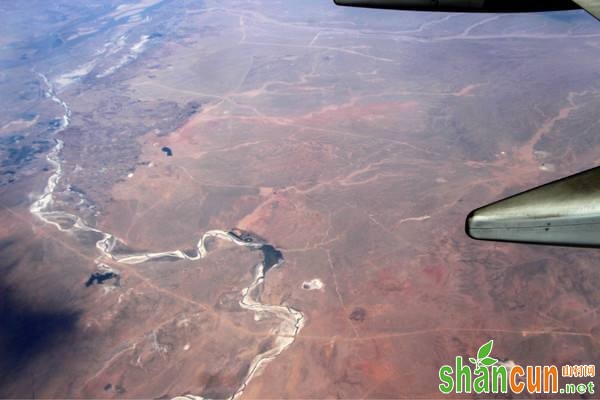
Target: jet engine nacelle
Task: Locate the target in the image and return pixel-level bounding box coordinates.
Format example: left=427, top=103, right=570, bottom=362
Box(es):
left=334, top=0, right=579, bottom=13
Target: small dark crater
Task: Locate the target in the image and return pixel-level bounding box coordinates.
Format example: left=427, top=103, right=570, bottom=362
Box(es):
left=349, top=307, right=367, bottom=322
left=85, top=272, right=120, bottom=287
left=261, top=245, right=283, bottom=273
left=104, top=383, right=112, bottom=391
left=161, top=146, right=173, bottom=156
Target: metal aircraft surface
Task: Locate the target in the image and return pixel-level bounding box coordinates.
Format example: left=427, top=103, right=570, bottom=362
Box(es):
left=334, top=0, right=600, bottom=248
left=334, top=0, right=600, bottom=20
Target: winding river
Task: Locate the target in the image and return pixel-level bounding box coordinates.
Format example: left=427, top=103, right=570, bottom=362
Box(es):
left=31, top=74, right=304, bottom=399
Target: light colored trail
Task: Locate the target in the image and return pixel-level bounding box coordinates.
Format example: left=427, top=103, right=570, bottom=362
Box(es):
left=518, top=90, right=584, bottom=165
left=398, top=215, right=431, bottom=224
left=31, top=75, right=304, bottom=400
left=243, top=40, right=395, bottom=62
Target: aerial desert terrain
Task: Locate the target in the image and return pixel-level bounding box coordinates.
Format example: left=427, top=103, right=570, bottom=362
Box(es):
left=1, top=0, right=600, bottom=398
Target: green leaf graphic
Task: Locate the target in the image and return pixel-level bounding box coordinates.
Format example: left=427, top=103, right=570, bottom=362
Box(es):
left=481, top=357, right=498, bottom=366
left=477, top=340, right=493, bottom=359
left=469, top=357, right=478, bottom=364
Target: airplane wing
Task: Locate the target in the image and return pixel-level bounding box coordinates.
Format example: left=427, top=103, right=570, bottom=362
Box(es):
left=335, top=0, right=600, bottom=21
left=466, top=167, right=600, bottom=248
left=334, top=0, right=590, bottom=15
left=572, top=0, right=600, bottom=20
